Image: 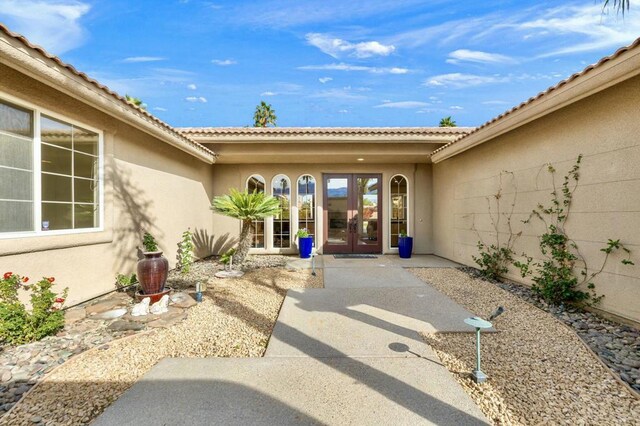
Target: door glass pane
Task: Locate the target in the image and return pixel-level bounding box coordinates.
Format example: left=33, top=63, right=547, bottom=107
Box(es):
left=272, top=174, right=291, bottom=248
left=297, top=175, right=315, bottom=245
left=356, top=177, right=378, bottom=246
left=390, top=175, right=408, bottom=248
left=326, top=177, right=349, bottom=245
left=246, top=175, right=265, bottom=248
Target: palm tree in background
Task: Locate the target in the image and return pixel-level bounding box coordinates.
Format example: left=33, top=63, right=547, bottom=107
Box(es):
left=439, top=116, right=457, bottom=127
left=211, top=189, right=281, bottom=266
left=253, top=101, right=277, bottom=127
left=603, top=0, right=630, bottom=15
left=125, top=95, right=146, bottom=110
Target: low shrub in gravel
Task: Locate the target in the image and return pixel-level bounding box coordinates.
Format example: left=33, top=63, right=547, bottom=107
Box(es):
left=0, top=272, right=68, bottom=345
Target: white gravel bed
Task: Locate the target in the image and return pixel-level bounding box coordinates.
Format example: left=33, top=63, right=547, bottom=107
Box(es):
left=1, top=268, right=323, bottom=426
left=409, top=268, right=640, bottom=426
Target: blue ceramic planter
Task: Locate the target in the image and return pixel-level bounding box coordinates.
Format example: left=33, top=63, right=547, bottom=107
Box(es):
left=299, top=236, right=313, bottom=259
left=398, top=236, right=413, bottom=259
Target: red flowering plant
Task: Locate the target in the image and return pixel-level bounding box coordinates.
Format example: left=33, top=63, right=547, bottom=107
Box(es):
left=0, top=272, right=68, bottom=345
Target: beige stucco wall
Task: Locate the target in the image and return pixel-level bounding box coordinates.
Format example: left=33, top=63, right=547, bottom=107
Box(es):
left=0, top=64, right=215, bottom=305
left=432, top=75, right=640, bottom=324
left=210, top=163, right=432, bottom=255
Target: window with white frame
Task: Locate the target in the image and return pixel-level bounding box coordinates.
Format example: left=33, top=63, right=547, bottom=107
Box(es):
left=246, top=174, right=265, bottom=248
left=389, top=175, right=408, bottom=248
left=297, top=174, right=315, bottom=244
left=272, top=174, right=291, bottom=248
left=0, top=97, right=102, bottom=235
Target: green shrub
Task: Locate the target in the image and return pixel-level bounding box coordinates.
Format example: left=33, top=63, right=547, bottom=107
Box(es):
left=142, top=232, right=159, bottom=252
left=115, top=273, right=137, bottom=291
left=220, top=248, right=237, bottom=265
left=0, top=272, right=68, bottom=345
left=473, top=242, right=514, bottom=281
left=178, top=229, right=195, bottom=274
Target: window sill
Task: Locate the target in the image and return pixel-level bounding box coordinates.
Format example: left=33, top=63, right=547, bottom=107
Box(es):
left=0, top=228, right=113, bottom=256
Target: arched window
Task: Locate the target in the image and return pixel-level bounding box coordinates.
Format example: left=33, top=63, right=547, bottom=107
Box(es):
left=246, top=174, right=265, bottom=248
left=297, top=175, right=316, bottom=244
left=389, top=175, right=408, bottom=248
left=272, top=174, right=291, bottom=248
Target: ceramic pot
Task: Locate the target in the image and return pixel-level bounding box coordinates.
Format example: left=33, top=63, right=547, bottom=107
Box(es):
left=137, top=251, right=168, bottom=295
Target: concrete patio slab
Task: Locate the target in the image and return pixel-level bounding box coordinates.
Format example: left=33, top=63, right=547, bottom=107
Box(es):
left=286, top=255, right=324, bottom=270
left=95, top=357, right=488, bottom=426
left=265, top=286, right=482, bottom=358
left=321, top=254, right=461, bottom=269
left=324, top=265, right=427, bottom=288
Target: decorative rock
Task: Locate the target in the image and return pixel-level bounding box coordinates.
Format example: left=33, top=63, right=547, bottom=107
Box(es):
left=30, top=415, right=42, bottom=423
left=131, top=298, right=150, bottom=317
left=88, top=308, right=127, bottom=321
left=150, top=295, right=170, bottom=315
left=107, top=321, right=144, bottom=332
left=170, top=292, right=197, bottom=309
left=85, top=300, right=123, bottom=315
left=64, top=307, right=86, bottom=325
left=0, top=370, right=11, bottom=383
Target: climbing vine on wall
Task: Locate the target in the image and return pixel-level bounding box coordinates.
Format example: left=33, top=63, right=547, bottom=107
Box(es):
left=514, top=155, right=634, bottom=306
left=471, top=171, right=521, bottom=280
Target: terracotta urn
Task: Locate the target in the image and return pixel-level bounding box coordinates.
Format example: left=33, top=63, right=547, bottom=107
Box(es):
left=137, top=251, right=168, bottom=295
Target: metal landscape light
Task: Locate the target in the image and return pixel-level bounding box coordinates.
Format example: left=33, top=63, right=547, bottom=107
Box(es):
left=464, top=306, right=505, bottom=384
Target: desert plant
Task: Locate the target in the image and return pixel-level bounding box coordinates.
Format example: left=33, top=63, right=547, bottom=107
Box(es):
left=439, top=116, right=457, bottom=127
left=220, top=248, right=237, bottom=265
left=0, top=272, right=68, bottom=345
left=178, top=229, right=195, bottom=274
left=253, top=101, right=277, bottom=127
left=515, top=155, right=633, bottom=305
left=295, top=228, right=309, bottom=239
left=211, top=189, right=281, bottom=266
left=142, top=232, right=159, bottom=252
left=115, top=273, right=137, bottom=292
left=125, top=94, right=146, bottom=110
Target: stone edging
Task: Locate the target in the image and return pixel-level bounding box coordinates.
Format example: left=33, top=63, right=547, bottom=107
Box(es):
left=2, top=329, right=158, bottom=420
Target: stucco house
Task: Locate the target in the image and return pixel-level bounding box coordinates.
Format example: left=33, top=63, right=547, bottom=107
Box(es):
left=1, top=23, right=639, bottom=325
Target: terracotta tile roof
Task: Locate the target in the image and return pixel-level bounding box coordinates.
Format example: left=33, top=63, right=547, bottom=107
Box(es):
left=0, top=23, right=215, bottom=160
left=431, top=36, right=640, bottom=157
left=178, top=127, right=475, bottom=138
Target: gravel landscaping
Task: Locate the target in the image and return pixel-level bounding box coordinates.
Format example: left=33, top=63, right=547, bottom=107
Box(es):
left=409, top=268, right=640, bottom=425
left=1, top=267, right=322, bottom=426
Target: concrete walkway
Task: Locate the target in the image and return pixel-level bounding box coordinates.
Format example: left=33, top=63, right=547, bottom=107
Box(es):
left=96, top=256, right=488, bottom=425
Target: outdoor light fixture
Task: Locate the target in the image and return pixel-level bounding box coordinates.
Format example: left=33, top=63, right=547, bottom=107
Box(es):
left=195, top=282, right=203, bottom=303
left=464, top=306, right=505, bottom=383
left=311, top=250, right=317, bottom=276
left=357, top=158, right=364, bottom=161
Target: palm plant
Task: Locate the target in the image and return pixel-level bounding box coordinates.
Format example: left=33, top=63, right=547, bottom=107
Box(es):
left=253, top=101, right=277, bottom=127
left=439, top=116, right=457, bottom=127
left=211, top=189, right=281, bottom=266
left=603, top=0, right=630, bottom=15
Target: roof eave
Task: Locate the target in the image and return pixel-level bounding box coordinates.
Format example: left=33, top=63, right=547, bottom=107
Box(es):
left=0, top=29, right=216, bottom=164
left=431, top=38, right=640, bottom=164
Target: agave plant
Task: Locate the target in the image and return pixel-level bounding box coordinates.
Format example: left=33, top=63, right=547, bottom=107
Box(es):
left=211, top=189, right=281, bottom=266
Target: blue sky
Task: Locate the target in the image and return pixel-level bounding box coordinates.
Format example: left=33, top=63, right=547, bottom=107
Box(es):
left=1, top=1, right=639, bottom=127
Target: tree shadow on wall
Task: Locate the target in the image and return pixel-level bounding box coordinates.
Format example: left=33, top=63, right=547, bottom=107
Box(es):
left=192, top=228, right=236, bottom=258
left=107, top=161, right=164, bottom=272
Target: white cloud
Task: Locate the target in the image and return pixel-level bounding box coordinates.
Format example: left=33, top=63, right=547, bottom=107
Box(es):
left=211, top=59, right=237, bottom=66
left=446, top=49, right=515, bottom=65
left=482, top=100, right=510, bottom=105
left=187, top=84, right=197, bottom=90
left=299, top=63, right=409, bottom=74
left=305, top=33, right=395, bottom=58
left=424, top=73, right=505, bottom=88
left=123, top=56, right=165, bottom=63
left=449, top=105, right=464, bottom=110
left=319, top=77, right=333, bottom=84
left=261, top=91, right=277, bottom=96
left=338, top=109, right=349, bottom=113
left=185, top=96, right=207, bottom=103
left=374, top=101, right=429, bottom=109
left=153, top=107, right=168, bottom=112
left=0, top=0, right=91, bottom=54
left=311, top=88, right=368, bottom=101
